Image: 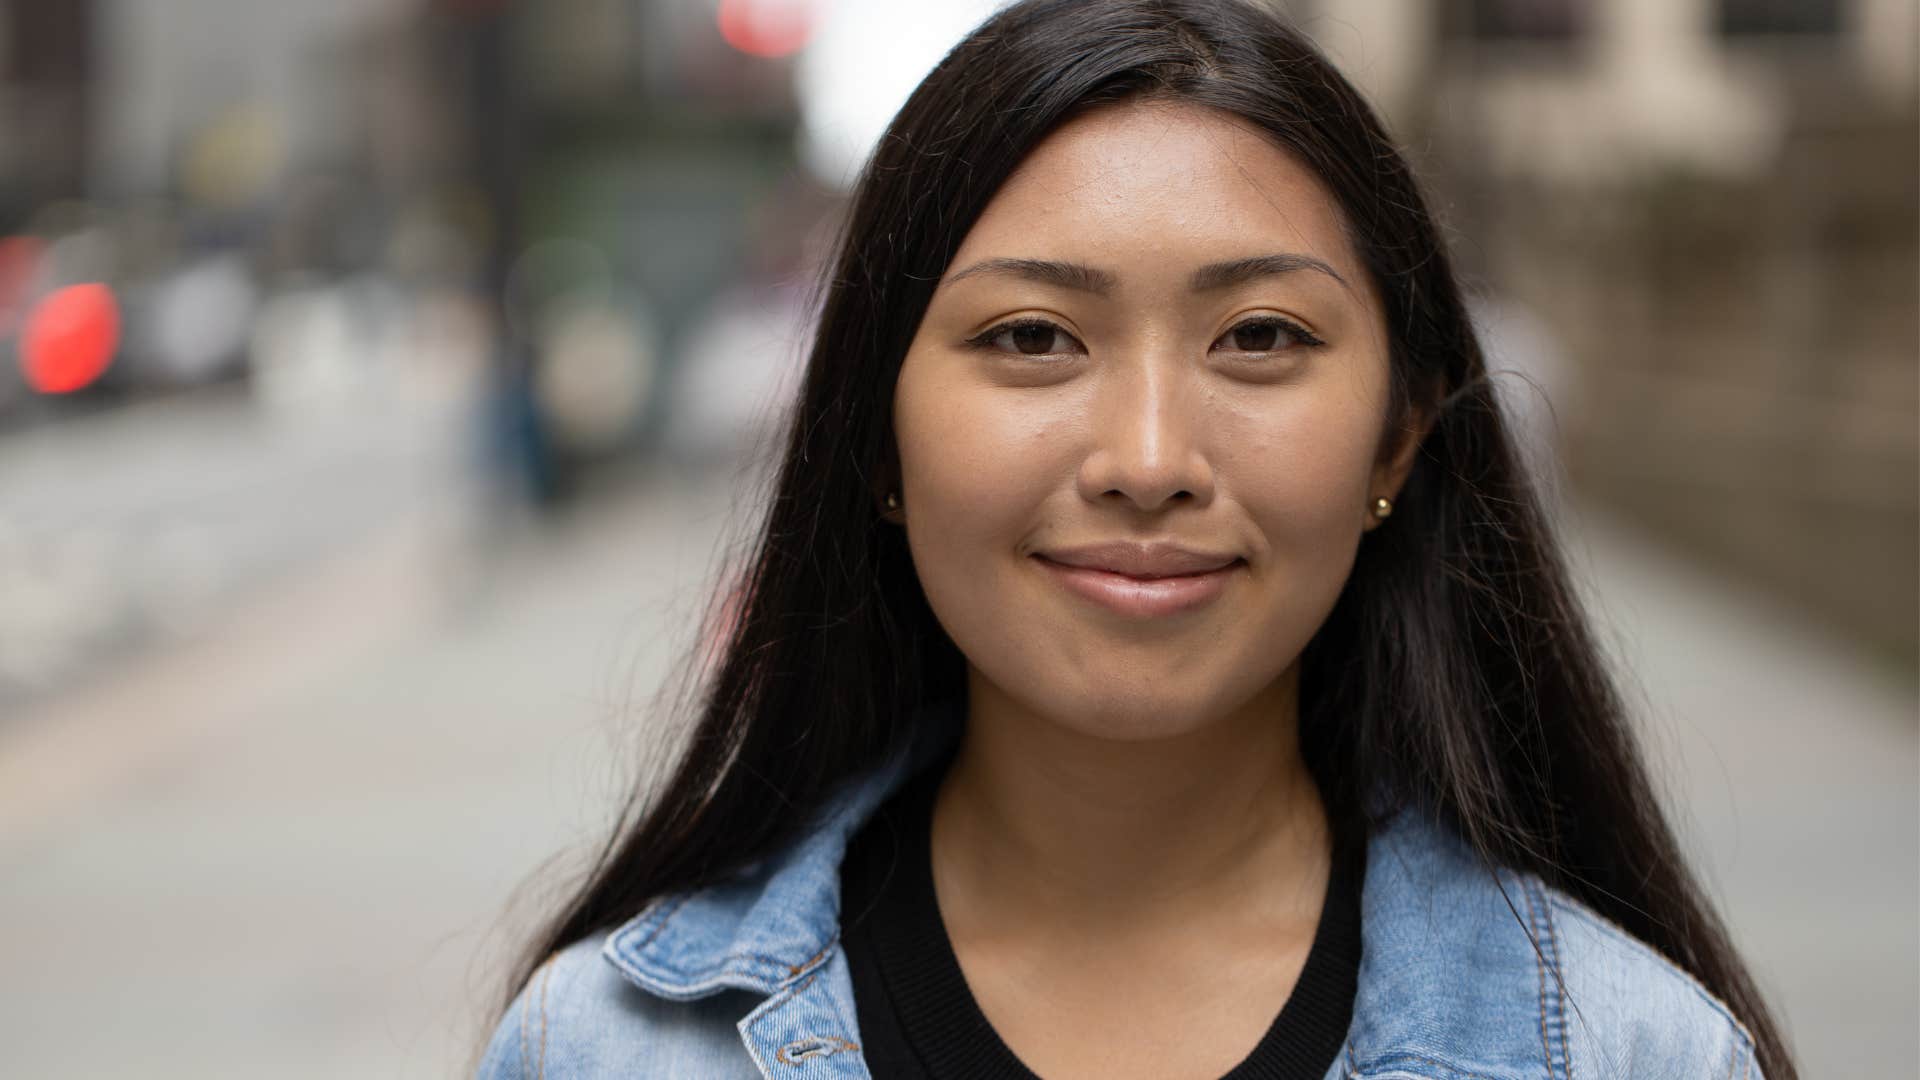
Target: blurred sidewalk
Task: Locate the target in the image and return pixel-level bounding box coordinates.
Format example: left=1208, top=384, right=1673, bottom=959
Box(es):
left=0, top=475, right=1911, bottom=1077
left=0, top=382, right=473, bottom=713
left=1563, top=506, right=1918, bottom=1075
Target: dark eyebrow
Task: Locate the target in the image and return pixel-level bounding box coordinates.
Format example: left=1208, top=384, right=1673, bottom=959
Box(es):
left=1188, top=253, right=1347, bottom=291
left=940, top=252, right=1347, bottom=296
left=942, top=257, right=1118, bottom=295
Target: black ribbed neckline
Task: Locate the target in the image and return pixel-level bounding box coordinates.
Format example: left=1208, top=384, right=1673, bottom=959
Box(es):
left=839, top=753, right=1364, bottom=1080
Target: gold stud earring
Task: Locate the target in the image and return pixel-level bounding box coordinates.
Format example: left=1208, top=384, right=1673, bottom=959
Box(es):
left=1371, top=496, right=1393, bottom=520
left=884, top=491, right=900, bottom=511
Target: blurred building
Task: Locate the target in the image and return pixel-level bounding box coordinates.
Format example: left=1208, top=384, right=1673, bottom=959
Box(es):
left=1305, top=0, right=1919, bottom=668
left=0, top=4, right=92, bottom=214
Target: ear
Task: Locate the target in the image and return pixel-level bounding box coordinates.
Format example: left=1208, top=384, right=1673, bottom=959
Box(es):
left=1365, top=402, right=1433, bottom=532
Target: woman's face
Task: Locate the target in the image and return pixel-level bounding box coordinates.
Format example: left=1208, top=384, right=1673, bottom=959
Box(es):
left=893, top=100, right=1415, bottom=740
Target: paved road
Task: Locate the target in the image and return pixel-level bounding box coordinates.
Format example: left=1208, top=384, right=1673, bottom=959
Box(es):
left=0, top=382, right=473, bottom=712
left=0, top=457, right=1911, bottom=1077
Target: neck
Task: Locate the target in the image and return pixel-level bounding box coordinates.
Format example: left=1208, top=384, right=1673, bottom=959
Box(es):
left=930, top=668, right=1331, bottom=937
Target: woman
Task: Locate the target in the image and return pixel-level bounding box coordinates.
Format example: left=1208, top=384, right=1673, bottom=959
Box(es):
left=480, top=1, right=1794, bottom=1076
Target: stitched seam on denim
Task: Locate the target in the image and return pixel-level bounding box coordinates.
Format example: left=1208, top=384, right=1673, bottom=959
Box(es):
left=610, top=894, right=708, bottom=990
left=1546, top=894, right=1759, bottom=1053
left=716, top=955, right=791, bottom=980
left=744, top=967, right=820, bottom=1069
left=518, top=962, right=532, bottom=1078
left=614, top=966, right=768, bottom=1000
left=760, top=960, right=867, bottom=1045
left=519, top=952, right=558, bottom=1080
left=744, top=967, right=866, bottom=1055
left=1520, top=879, right=1556, bottom=1079
left=745, top=948, right=820, bottom=977
left=614, top=895, right=834, bottom=993
left=631, top=893, right=693, bottom=954
left=737, top=979, right=802, bottom=1080
left=785, top=936, right=838, bottom=980
left=518, top=953, right=545, bottom=1077
left=699, top=949, right=823, bottom=989
left=1538, top=882, right=1572, bottom=1080
left=536, top=954, right=555, bottom=1080
left=812, top=940, right=868, bottom=1058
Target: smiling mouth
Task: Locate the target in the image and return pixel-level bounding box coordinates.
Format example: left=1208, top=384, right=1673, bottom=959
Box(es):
left=1032, top=554, right=1245, bottom=618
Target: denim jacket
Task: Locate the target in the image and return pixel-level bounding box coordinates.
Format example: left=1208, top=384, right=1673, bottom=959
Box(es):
left=480, top=713, right=1762, bottom=1080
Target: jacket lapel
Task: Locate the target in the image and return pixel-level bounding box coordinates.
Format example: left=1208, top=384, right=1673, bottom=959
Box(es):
left=600, top=702, right=965, bottom=1075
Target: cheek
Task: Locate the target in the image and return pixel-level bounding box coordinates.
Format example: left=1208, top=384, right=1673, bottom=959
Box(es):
left=892, top=358, right=1065, bottom=583
left=1213, top=375, right=1387, bottom=628
left=901, top=403, right=1037, bottom=515
left=895, top=351, right=1125, bottom=695
left=1224, top=397, right=1379, bottom=537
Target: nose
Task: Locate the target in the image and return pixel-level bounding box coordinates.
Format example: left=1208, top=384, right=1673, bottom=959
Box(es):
left=1075, top=359, right=1216, bottom=512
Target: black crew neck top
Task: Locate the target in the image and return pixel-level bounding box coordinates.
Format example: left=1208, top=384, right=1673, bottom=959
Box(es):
left=838, top=753, right=1365, bottom=1080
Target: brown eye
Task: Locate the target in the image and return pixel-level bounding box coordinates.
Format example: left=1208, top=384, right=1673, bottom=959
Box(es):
left=966, top=318, right=1082, bottom=358
left=1009, top=323, right=1058, bottom=354
left=1230, top=322, right=1281, bottom=351
left=1213, top=316, right=1324, bottom=354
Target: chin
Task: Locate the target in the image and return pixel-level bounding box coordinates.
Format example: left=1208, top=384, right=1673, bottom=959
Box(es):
left=1013, top=676, right=1247, bottom=744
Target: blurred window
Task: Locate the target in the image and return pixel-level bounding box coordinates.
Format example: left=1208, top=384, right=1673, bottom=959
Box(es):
left=1716, top=0, right=1844, bottom=36
left=1453, top=0, right=1590, bottom=41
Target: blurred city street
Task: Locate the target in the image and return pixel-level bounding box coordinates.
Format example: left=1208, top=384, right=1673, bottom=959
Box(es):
left=0, top=376, right=475, bottom=714
left=0, top=1, right=1910, bottom=1078
left=0, top=387, right=1912, bottom=1078
left=0, top=390, right=748, bottom=1077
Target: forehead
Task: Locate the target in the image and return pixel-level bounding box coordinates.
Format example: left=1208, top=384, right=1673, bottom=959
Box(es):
left=953, top=100, right=1363, bottom=283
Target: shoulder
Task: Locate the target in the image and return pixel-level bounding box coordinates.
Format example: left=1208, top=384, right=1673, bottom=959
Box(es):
left=477, top=931, right=755, bottom=1079
left=1541, top=887, right=1764, bottom=1079
left=1348, top=809, right=1762, bottom=1079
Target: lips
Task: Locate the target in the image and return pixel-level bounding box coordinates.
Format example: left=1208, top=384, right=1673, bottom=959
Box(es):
left=1033, top=542, right=1243, bottom=618
left=1039, top=542, right=1239, bottom=578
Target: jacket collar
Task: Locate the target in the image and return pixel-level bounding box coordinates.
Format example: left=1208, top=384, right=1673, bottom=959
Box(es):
left=602, top=704, right=1553, bottom=1079
left=602, top=701, right=963, bottom=1000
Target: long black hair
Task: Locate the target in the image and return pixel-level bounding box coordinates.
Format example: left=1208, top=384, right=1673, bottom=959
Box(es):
left=500, top=1, right=1792, bottom=1074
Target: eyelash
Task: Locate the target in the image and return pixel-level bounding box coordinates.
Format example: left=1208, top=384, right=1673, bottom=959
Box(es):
left=962, top=315, right=1326, bottom=359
